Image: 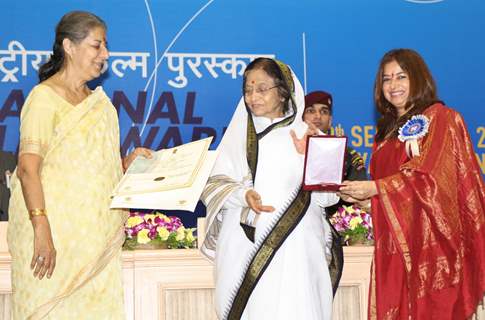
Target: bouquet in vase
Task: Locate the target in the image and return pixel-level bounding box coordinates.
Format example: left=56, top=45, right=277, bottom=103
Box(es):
left=124, top=211, right=196, bottom=249
left=330, top=204, right=373, bottom=246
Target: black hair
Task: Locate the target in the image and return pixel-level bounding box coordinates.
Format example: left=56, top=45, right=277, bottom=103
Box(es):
left=38, top=11, right=106, bottom=82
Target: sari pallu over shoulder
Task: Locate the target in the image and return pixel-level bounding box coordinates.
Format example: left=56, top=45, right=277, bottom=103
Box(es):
left=371, top=103, right=485, bottom=319
left=226, top=108, right=342, bottom=318
left=226, top=99, right=310, bottom=319
left=41, top=86, right=111, bottom=159
left=24, top=87, right=127, bottom=319
left=202, top=66, right=342, bottom=320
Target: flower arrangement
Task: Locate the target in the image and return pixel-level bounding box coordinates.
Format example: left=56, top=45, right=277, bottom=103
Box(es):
left=124, top=211, right=196, bottom=250
left=330, top=205, right=373, bottom=246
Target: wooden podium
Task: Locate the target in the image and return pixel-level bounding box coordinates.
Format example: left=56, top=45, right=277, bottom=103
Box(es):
left=0, top=220, right=373, bottom=319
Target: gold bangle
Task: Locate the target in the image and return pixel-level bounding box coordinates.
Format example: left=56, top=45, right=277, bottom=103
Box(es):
left=29, top=208, right=47, bottom=219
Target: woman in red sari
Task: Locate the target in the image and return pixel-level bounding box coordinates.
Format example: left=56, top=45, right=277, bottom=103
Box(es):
left=339, top=48, right=485, bottom=319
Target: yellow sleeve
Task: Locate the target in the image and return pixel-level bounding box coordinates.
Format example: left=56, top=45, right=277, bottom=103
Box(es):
left=18, top=86, right=57, bottom=158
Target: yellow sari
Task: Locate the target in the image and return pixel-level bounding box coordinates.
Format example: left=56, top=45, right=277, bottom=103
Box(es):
left=8, top=84, right=127, bottom=319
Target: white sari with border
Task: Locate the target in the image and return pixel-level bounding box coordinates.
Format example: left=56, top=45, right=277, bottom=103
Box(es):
left=201, top=70, right=338, bottom=320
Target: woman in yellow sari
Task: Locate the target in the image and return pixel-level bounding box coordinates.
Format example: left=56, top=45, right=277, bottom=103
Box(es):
left=7, top=11, right=150, bottom=319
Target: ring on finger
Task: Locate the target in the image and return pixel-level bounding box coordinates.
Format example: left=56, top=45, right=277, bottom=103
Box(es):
left=37, top=256, right=45, bottom=263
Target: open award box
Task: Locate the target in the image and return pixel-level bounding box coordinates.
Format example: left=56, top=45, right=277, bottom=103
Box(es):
left=110, top=137, right=217, bottom=212
left=302, top=135, right=347, bottom=191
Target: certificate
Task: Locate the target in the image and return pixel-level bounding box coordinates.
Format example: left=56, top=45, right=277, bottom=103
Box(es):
left=302, top=135, right=347, bottom=191
left=110, top=137, right=217, bottom=212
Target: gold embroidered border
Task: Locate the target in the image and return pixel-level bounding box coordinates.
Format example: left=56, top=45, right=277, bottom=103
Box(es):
left=378, top=181, right=412, bottom=272
left=369, top=257, right=377, bottom=320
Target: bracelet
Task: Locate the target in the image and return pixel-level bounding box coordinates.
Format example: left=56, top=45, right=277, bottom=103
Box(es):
left=29, top=208, right=47, bottom=219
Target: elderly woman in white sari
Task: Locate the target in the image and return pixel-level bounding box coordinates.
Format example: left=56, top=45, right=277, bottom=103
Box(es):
left=201, top=58, right=342, bottom=320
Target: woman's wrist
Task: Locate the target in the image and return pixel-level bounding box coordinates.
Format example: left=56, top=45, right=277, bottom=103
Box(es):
left=358, top=199, right=371, bottom=211
left=29, top=208, right=47, bottom=220
left=122, top=157, right=128, bottom=172
left=31, top=215, right=50, bottom=230
left=244, top=189, right=255, bottom=207
left=368, top=181, right=378, bottom=198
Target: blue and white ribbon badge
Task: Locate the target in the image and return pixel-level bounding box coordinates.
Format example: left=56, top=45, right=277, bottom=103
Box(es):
left=398, top=114, right=430, bottom=157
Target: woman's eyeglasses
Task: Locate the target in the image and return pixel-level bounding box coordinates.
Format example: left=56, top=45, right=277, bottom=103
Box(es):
left=243, top=85, right=279, bottom=97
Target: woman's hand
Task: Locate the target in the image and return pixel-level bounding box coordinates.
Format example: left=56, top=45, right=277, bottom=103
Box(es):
left=337, top=192, right=361, bottom=203
left=338, top=180, right=378, bottom=201
left=17, top=154, right=56, bottom=279
left=31, top=216, right=56, bottom=280
left=357, top=199, right=371, bottom=211
left=245, top=190, right=275, bottom=214
left=123, top=147, right=153, bottom=171
left=290, top=123, right=319, bottom=155
left=337, top=193, right=372, bottom=210
left=334, top=124, right=345, bottom=137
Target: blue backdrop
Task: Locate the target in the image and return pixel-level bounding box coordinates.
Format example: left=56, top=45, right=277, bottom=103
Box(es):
left=2, top=0, right=484, bottom=224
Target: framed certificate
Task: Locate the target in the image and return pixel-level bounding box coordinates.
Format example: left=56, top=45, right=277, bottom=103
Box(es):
left=302, top=135, right=347, bottom=191
left=110, top=137, right=217, bottom=212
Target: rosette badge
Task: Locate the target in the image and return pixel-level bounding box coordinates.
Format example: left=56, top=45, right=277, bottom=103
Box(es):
left=398, top=115, right=430, bottom=157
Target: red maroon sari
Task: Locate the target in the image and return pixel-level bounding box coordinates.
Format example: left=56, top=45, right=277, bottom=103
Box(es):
left=369, top=103, right=485, bottom=319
